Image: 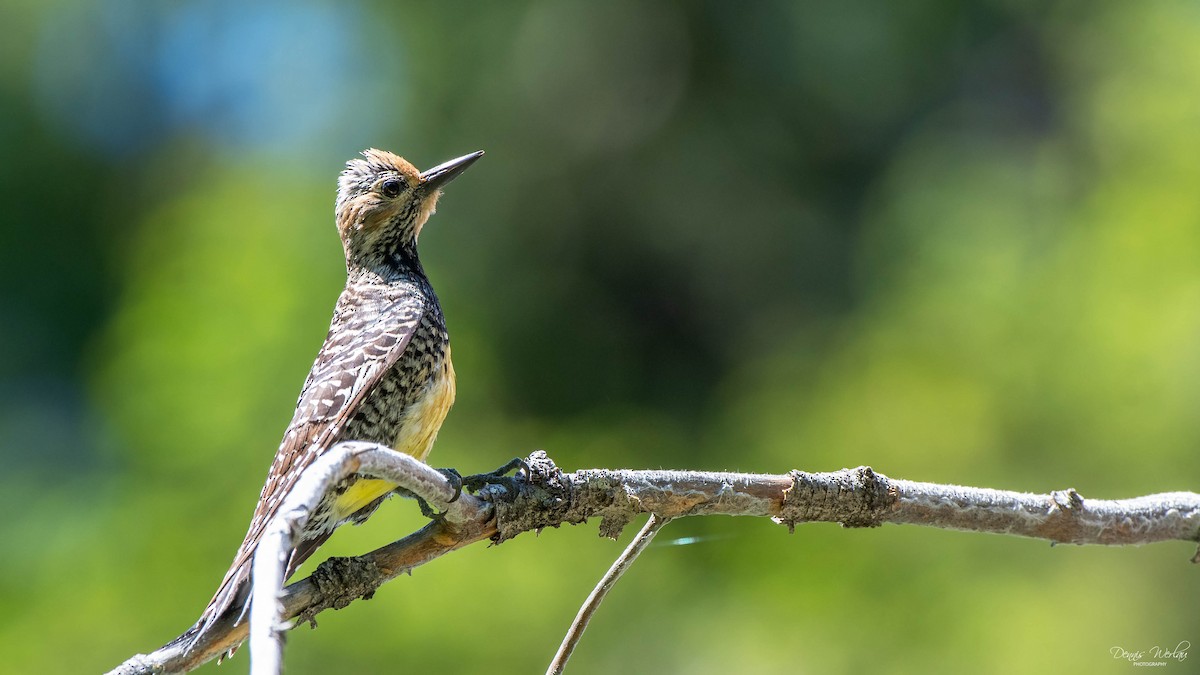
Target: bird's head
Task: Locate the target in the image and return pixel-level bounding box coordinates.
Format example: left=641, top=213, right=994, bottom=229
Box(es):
left=335, top=148, right=483, bottom=270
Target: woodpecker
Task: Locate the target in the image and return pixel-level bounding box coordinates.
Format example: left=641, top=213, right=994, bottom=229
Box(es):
left=192, top=148, right=483, bottom=645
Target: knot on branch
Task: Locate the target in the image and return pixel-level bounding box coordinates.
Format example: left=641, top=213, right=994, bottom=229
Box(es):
left=567, top=471, right=645, bottom=540
left=295, top=556, right=385, bottom=627
left=493, top=450, right=574, bottom=544
left=1050, top=488, right=1084, bottom=511
left=777, top=466, right=897, bottom=532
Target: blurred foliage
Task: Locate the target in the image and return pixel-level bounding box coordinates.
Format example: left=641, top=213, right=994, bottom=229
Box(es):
left=1, top=0, right=1198, bottom=673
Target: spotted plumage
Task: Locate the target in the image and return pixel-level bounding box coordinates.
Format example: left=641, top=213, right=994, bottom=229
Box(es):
left=192, top=149, right=483, bottom=646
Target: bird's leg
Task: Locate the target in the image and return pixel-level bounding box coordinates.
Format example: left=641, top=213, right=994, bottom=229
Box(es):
left=412, top=459, right=529, bottom=515
left=389, top=484, right=448, bottom=519
left=415, top=496, right=442, bottom=520
left=460, top=457, right=530, bottom=499
left=437, top=467, right=464, bottom=503
left=392, top=469, right=465, bottom=519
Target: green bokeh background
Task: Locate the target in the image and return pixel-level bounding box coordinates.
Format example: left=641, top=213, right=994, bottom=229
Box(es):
left=2, top=1, right=1197, bottom=673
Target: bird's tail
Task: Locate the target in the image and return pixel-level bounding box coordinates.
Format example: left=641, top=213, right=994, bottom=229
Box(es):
left=187, top=531, right=331, bottom=657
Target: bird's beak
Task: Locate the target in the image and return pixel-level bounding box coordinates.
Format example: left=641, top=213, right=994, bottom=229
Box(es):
left=421, top=151, right=484, bottom=191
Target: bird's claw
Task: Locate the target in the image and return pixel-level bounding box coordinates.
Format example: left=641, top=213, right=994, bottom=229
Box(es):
left=415, top=496, right=442, bottom=520
left=437, top=467, right=464, bottom=503
left=460, top=457, right=530, bottom=500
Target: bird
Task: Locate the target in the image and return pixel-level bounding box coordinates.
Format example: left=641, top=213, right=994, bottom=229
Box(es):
left=190, top=148, right=484, bottom=647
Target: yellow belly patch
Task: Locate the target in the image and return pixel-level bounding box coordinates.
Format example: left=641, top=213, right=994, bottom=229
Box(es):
left=393, top=348, right=456, bottom=464
left=334, top=478, right=397, bottom=516
left=332, top=349, right=456, bottom=521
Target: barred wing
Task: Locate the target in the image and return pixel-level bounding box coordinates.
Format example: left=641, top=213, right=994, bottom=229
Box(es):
left=196, top=288, right=426, bottom=634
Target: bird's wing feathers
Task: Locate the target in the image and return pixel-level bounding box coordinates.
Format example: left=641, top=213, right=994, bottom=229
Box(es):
left=195, top=288, right=426, bottom=635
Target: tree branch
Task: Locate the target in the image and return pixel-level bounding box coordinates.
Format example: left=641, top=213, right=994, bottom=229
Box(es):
left=107, top=450, right=1200, bottom=675
left=248, top=441, right=486, bottom=675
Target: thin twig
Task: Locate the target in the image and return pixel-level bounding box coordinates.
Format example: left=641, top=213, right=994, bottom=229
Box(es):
left=547, top=514, right=673, bottom=675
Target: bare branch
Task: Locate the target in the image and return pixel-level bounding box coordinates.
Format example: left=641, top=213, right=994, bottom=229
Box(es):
left=783, top=468, right=1200, bottom=545
left=248, top=441, right=485, bottom=675
left=107, top=452, right=1200, bottom=675
left=547, top=513, right=673, bottom=675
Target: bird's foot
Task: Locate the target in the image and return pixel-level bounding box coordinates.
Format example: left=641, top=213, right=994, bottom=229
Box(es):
left=389, top=480, right=452, bottom=519
left=392, top=485, right=445, bottom=520
left=437, top=467, right=464, bottom=504
left=460, top=457, right=530, bottom=501
left=415, top=495, right=443, bottom=520
left=422, top=459, right=529, bottom=514
left=410, top=468, right=465, bottom=519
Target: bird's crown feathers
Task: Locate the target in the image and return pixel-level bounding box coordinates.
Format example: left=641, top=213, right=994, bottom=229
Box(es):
left=337, top=149, right=419, bottom=207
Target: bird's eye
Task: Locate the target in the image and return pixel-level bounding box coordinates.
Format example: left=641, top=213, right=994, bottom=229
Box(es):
left=380, top=178, right=404, bottom=198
